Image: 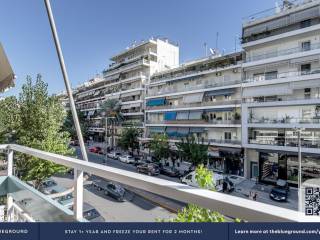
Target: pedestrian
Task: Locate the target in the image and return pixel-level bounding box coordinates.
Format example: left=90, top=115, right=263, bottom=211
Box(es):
left=253, top=192, right=258, bottom=201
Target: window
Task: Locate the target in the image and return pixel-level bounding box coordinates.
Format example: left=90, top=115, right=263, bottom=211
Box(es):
left=304, top=88, right=311, bottom=99
left=265, top=71, right=278, bottom=80
left=301, top=63, right=311, bottom=75
left=300, top=19, right=311, bottom=29
left=301, top=41, right=311, bottom=51
left=224, top=132, right=232, bottom=140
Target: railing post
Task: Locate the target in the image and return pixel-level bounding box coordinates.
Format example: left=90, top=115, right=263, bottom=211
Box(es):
left=74, top=169, right=83, bottom=221
left=7, top=149, right=13, bottom=222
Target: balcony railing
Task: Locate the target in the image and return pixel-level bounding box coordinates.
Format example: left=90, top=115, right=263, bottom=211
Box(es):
left=244, top=95, right=320, bottom=104
left=246, top=42, right=320, bottom=62
left=148, top=79, right=242, bottom=97
left=146, top=119, right=241, bottom=125
left=249, top=138, right=320, bottom=149
left=249, top=117, right=320, bottom=124
left=146, top=99, right=241, bottom=111
left=103, top=59, right=150, bottom=77
left=244, top=68, right=320, bottom=83
left=0, top=144, right=317, bottom=222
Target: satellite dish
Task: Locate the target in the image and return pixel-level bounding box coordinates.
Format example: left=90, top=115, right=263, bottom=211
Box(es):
left=209, top=48, right=215, bottom=55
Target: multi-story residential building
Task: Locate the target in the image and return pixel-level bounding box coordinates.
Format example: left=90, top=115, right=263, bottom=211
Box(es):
left=241, top=0, right=320, bottom=186
left=73, top=38, right=179, bottom=143
left=145, top=52, right=244, bottom=176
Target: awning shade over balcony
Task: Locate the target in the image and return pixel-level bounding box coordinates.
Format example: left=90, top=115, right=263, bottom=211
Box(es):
left=176, top=111, right=189, bottom=120
left=242, top=83, right=292, bottom=97
left=182, top=92, right=204, bottom=103
left=188, top=111, right=203, bottom=120
left=0, top=43, right=15, bottom=92
left=205, top=88, right=235, bottom=97
left=291, top=79, right=320, bottom=90
left=146, top=98, right=166, bottom=106
left=164, top=111, right=177, bottom=120
left=176, top=127, right=190, bottom=137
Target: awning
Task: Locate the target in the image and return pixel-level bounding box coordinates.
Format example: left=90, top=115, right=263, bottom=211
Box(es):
left=147, top=98, right=166, bottom=106
left=190, top=127, right=205, bottom=133
left=176, top=127, right=190, bottom=137
left=121, top=90, right=141, bottom=98
left=0, top=43, right=15, bottom=92
left=289, top=55, right=320, bottom=64
left=205, top=88, right=235, bottom=97
left=205, top=108, right=234, bottom=112
left=149, top=127, right=165, bottom=133
left=183, top=92, right=204, bottom=103
left=188, top=111, right=203, bottom=120
left=164, top=111, right=177, bottom=121
left=176, top=111, right=189, bottom=120
left=242, top=83, right=292, bottom=97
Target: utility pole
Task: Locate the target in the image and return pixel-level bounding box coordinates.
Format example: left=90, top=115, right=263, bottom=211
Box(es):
left=295, top=127, right=304, bottom=213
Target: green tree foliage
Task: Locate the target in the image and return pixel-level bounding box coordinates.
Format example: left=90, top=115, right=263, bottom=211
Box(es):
left=149, top=134, right=170, bottom=162
left=176, top=136, right=208, bottom=166
left=0, top=96, right=20, bottom=143
left=195, top=164, right=214, bottom=191
left=0, top=75, right=73, bottom=188
left=62, top=110, right=88, bottom=140
left=118, top=127, right=141, bottom=154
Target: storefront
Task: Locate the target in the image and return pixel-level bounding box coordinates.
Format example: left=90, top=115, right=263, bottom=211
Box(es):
left=258, top=150, right=320, bottom=187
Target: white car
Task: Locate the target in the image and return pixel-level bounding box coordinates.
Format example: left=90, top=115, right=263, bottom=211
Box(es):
left=119, top=155, right=135, bottom=164
left=180, top=171, right=224, bottom=192
left=107, top=152, right=121, bottom=160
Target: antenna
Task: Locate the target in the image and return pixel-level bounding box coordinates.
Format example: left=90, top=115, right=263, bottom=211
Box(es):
left=204, top=42, right=208, bottom=57
left=215, top=32, right=219, bottom=51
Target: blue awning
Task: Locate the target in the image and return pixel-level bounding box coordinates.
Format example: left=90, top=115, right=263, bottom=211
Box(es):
left=205, top=107, right=235, bottom=112
left=205, top=88, right=235, bottom=97
left=164, top=111, right=177, bottom=121
left=176, top=128, right=190, bottom=137
left=166, top=127, right=178, bottom=137
left=146, top=98, right=166, bottom=106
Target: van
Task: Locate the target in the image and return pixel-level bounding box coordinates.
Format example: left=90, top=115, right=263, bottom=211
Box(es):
left=180, top=171, right=224, bottom=191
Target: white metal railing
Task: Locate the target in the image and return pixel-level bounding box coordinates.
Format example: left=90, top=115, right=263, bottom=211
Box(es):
left=1, top=143, right=319, bottom=222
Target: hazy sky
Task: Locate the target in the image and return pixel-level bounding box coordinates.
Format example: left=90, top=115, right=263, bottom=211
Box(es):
left=0, top=0, right=277, bottom=96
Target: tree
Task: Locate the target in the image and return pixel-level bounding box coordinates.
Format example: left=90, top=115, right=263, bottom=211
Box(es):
left=118, top=127, right=141, bottom=154
left=176, top=136, right=208, bottom=167
left=10, top=75, right=73, bottom=189
left=99, top=99, right=123, bottom=149
left=0, top=96, right=20, bottom=143
left=62, top=110, right=88, bottom=140
left=149, top=134, right=170, bottom=162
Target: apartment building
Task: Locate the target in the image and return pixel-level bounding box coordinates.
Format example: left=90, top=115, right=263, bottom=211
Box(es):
left=145, top=52, right=244, bottom=176
left=73, top=38, right=179, bottom=143
left=241, top=0, right=320, bottom=186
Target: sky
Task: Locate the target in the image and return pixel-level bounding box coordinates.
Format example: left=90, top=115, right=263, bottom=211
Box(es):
left=0, top=0, right=277, bottom=97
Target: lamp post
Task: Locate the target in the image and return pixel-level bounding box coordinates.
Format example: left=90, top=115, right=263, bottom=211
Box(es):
left=294, top=127, right=305, bottom=212
left=105, top=116, right=116, bottom=164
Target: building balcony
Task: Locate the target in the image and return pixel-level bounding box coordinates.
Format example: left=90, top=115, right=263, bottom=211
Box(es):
left=148, top=79, right=241, bottom=97
left=0, top=144, right=316, bottom=222
left=249, top=138, right=320, bottom=149
left=146, top=119, right=241, bottom=126
left=246, top=42, right=320, bottom=63
left=249, top=117, right=320, bottom=125
left=146, top=99, right=241, bottom=112
left=103, top=59, right=150, bottom=77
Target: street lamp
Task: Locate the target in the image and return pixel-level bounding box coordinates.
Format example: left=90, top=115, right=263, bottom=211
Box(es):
left=294, top=127, right=305, bottom=213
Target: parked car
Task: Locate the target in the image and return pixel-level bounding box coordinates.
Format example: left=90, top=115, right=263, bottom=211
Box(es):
left=69, top=140, right=79, bottom=146
left=119, top=155, right=135, bottom=164
left=160, top=166, right=180, bottom=177
left=270, top=179, right=289, bottom=202
left=133, top=158, right=153, bottom=166
left=39, top=178, right=58, bottom=195
left=89, top=146, right=103, bottom=154
left=180, top=171, right=224, bottom=191
left=107, top=151, right=121, bottom=160
left=54, top=193, right=74, bottom=208
left=270, top=187, right=288, bottom=202
left=70, top=203, right=104, bottom=222
left=104, top=182, right=125, bottom=201
left=136, top=163, right=160, bottom=176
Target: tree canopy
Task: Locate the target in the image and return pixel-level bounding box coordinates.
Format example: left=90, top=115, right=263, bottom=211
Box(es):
left=118, top=127, right=141, bottom=154
left=149, top=134, right=170, bottom=162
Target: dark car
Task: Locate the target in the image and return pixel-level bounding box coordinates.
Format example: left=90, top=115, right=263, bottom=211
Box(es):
left=104, top=182, right=125, bottom=201
left=160, top=166, right=180, bottom=177
left=270, top=187, right=288, bottom=202
left=71, top=203, right=104, bottom=222
left=89, top=146, right=103, bottom=154
left=137, top=163, right=160, bottom=176
left=223, top=177, right=235, bottom=192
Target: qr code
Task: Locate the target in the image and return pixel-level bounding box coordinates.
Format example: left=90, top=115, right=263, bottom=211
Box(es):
left=305, top=187, right=320, bottom=216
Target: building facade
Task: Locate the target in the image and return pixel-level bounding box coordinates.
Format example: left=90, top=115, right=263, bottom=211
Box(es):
left=145, top=52, right=244, bottom=176
left=241, top=0, right=320, bottom=186
left=73, top=38, right=179, bottom=143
